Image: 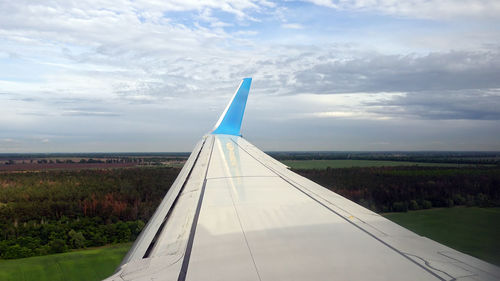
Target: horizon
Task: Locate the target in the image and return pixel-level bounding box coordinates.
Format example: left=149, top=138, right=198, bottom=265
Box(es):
left=2, top=150, right=500, bottom=156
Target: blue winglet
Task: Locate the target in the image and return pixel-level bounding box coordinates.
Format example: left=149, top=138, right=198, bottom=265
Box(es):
left=211, top=78, right=252, bottom=136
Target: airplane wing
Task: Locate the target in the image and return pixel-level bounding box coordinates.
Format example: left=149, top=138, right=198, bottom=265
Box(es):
left=105, top=78, right=500, bottom=281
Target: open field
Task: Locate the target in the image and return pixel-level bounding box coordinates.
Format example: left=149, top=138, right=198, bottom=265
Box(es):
left=0, top=162, right=137, bottom=172
left=281, top=159, right=481, bottom=169
left=0, top=243, right=131, bottom=281
left=0, top=161, right=186, bottom=172
left=383, top=207, right=500, bottom=266
left=0, top=153, right=189, bottom=172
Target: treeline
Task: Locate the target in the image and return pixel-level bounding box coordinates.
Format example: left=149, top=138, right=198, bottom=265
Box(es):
left=269, top=151, right=500, bottom=165
left=0, top=152, right=190, bottom=165
left=0, top=167, right=180, bottom=222
left=0, top=218, right=144, bottom=259
left=3, top=157, right=177, bottom=165
left=295, top=166, right=500, bottom=212
left=0, top=167, right=180, bottom=259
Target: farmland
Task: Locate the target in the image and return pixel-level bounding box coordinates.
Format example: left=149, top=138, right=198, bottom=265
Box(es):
left=281, top=159, right=477, bottom=169
left=0, top=153, right=188, bottom=172
left=383, top=207, right=500, bottom=265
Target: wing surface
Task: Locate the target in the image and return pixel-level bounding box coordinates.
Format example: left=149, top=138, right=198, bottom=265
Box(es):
left=105, top=79, right=500, bottom=281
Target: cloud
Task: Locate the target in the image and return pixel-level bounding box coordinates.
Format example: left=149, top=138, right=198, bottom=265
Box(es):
left=304, top=0, right=500, bottom=20
left=61, top=110, right=121, bottom=117
left=368, top=89, right=500, bottom=120
left=281, top=23, right=304, bottom=29
left=305, top=0, right=338, bottom=9
left=1, top=0, right=499, bottom=151
left=2, top=1, right=499, bottom=101
left=291, top=49, right=500, bottom=94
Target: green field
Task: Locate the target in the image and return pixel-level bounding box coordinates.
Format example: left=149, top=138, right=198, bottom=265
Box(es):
left=383, top=207, right=500, bottom=266
left=0, top=243, right=131, bottom=281
left=281, top=159, right=476, bottom=169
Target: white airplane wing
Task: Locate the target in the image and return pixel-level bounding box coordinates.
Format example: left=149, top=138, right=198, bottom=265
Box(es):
left=105, top=78, right=500, bottom=281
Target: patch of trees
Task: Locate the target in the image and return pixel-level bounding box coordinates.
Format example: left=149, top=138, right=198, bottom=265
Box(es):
left=295, top=166, right=500, bottom=212
left=269, top=151, right=500, bottom=165
left=0, top=167, right=180, bottom=259
left=0, top=217, right=144, bottom=259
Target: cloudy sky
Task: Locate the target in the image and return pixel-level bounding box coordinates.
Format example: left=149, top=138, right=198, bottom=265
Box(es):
left=1, top=0, right=500, bottom=152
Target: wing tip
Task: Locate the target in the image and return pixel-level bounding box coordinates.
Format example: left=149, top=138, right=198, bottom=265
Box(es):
left=211, top=78, right=252, bottom=136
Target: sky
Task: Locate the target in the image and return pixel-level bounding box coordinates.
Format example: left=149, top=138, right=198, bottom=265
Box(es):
left=1, top=0, right=500, bottom=152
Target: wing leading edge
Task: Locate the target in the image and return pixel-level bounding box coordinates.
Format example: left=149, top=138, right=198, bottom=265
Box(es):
left=105, top=79, right=500, bottom=281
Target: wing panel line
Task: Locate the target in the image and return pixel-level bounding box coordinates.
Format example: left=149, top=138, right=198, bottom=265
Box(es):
left=206, top=175, right=277, bottom=180
left=142, top=138, right=208, bottom=259
left=223, top=178, right=263, bottom=281
left=118, top=137, right=206, bottom=267
left=230, top=137, right=446, bottom=281
left=213, top=136, right=263, bottom=281
left=177, top=136, right=216, bottom=281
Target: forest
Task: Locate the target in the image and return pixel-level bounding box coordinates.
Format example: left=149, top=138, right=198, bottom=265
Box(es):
left=0, top=167, right=180, bottom=259
left=0, top=162, right=499, bottom=259
left=269, top=151, right=500, bottom=165
left=295, top=166, right=500, bottom=212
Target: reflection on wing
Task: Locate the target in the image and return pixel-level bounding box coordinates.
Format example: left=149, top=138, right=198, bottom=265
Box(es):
left=105, top=79, right=500, bottom=281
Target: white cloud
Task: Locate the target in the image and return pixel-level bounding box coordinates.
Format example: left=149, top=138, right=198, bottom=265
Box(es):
left=305, top=0, right=500, bottom=19
left=306, top=0, right=338, bottom=9
left=281, top=23, right=304, bottom=29
left=0, top=0, right=499, bottom=151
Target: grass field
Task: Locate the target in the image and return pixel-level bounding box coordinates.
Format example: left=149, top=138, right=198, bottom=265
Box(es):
left=383, top=207, right=500, bottom=266
left=281, top=159, right=476, bottom=169
left=0, top=243, right=131, bottom=281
